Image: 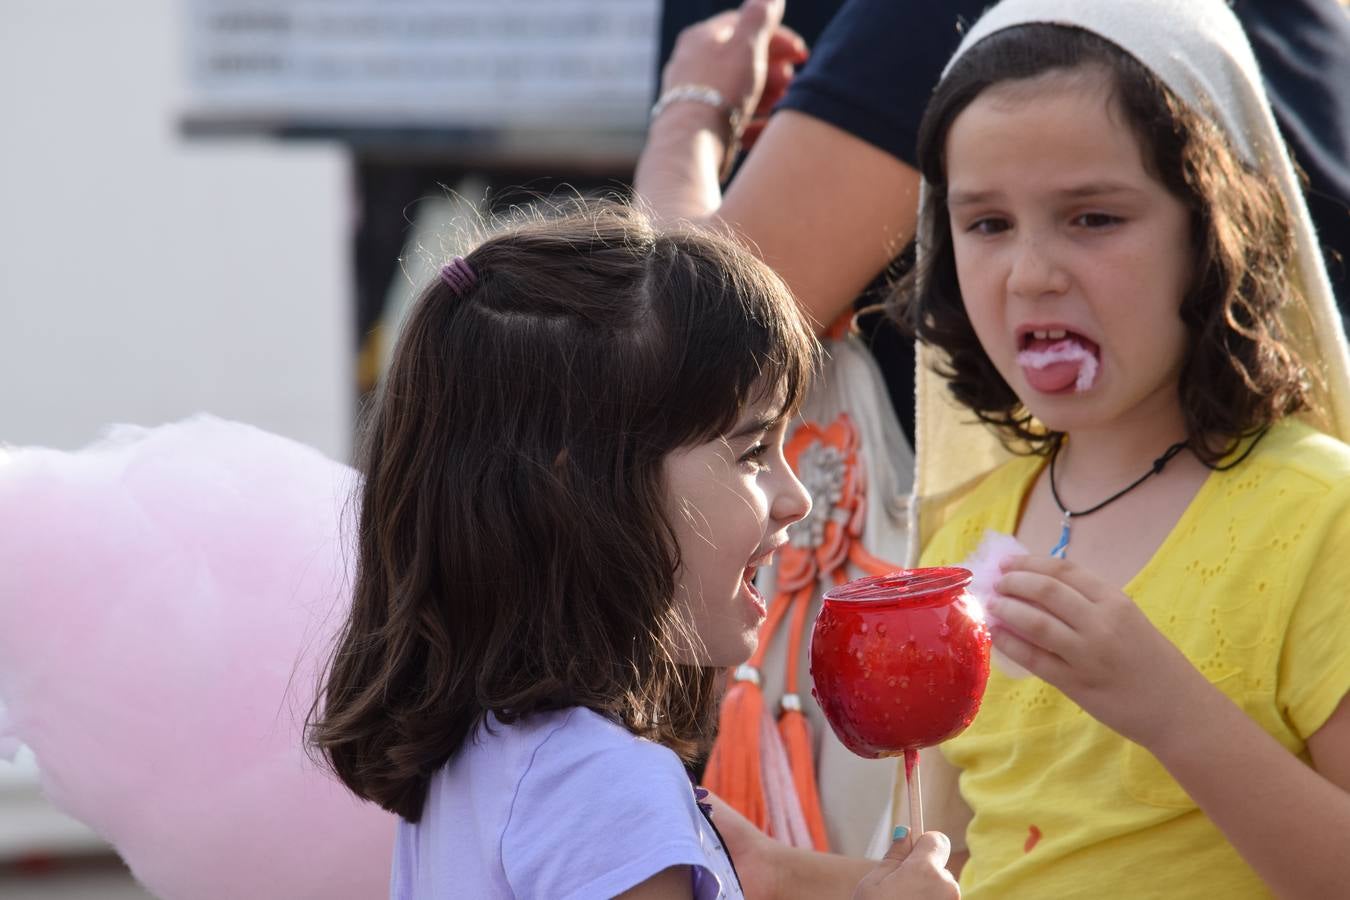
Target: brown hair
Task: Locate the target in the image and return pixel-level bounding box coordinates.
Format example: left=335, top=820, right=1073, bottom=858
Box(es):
left=308, top=201, right=818, bottom=821
left=897, top=24, right=1308, bottom=462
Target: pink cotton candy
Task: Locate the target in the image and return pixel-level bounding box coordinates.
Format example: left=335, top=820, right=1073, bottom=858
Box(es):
left=1016, top=340, right=1099, bottom=392
left=0, top=416, right=394, bottom=899
left=961, top=531, right=1033, bottom=679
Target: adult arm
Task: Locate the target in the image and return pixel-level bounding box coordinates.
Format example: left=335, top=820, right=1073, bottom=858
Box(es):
left=633, top=0, right=921, bottom=331
left=717, top=112, right=920, bottom=331
left=634, top=0, right=801, bottom=224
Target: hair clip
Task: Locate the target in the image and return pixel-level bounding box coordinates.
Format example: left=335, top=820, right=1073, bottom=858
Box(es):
left=439, top=257, right=476, bottom=296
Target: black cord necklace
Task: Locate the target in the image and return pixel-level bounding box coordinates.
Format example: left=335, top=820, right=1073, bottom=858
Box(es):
left=1047, top=436, right=1189, bottom=559
left=1047, top=427, right=1272, bottom=559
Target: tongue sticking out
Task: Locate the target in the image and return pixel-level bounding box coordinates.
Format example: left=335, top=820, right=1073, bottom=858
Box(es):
left=1017, top=338, right=1099, bottom=393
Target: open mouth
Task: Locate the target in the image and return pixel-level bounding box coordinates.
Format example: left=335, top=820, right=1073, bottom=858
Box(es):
left=1016, top=328, right=1100, bottom=393
left=740, top=566, right=766, bottom=618
left=741, top=547, right=780, bottom=617
left=743, top=567, right=764, bottom=602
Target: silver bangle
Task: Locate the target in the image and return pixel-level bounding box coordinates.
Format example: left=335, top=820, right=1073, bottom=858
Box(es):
left=651, top=84, right=741, bottom=127
left=651, top=83, right=745, bottom=181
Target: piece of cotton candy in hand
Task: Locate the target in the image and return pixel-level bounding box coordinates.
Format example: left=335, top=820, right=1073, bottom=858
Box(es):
left=961, top=530, right=1033, bottom=679
left=1016, top=341, right=1099, bottom=392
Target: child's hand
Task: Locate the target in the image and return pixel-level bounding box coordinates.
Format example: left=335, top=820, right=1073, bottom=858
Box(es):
left=853, top=829, right=960, bottom=900
left=991, top=555, right=1208, bottom=748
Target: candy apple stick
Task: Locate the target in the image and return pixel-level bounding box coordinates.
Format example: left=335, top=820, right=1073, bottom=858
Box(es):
left=905, top=748, right=923, bottom=851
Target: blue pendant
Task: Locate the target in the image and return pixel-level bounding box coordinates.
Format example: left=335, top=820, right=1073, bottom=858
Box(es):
left=1049, top=516, right=1071, bottom=559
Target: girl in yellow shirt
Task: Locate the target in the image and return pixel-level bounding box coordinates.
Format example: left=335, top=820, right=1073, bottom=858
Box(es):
left=899, top=0, right=1350, bottom=896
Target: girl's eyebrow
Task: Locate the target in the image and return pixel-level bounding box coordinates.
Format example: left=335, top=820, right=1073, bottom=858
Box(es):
left=1055, top=181, right=1141, bottom=199
left=947, top=188, right=999, bottom=207
left=727, top=414, right=780, bottom=440
left=949, top=181, right=1142, bottom=206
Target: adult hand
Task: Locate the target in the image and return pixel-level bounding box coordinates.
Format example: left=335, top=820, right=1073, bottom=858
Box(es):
left=992, top=555, right=1211, bottom=748
left=660, top=0, right=809, bottom=149
left=853, top=830, right=960, bottom=900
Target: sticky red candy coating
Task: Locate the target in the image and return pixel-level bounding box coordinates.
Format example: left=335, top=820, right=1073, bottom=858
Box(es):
left=810, top=567, right=992, bottom=758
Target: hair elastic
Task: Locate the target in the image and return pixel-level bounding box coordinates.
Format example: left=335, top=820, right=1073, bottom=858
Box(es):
left=439, top=257, right=476, bottom=296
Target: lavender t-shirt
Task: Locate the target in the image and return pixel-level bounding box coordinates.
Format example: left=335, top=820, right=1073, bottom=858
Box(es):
left=390, top=707, right=742, bottom=899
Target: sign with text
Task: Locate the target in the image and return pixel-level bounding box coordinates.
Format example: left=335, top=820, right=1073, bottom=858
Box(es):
left=182, top=0, right=659, bottom=163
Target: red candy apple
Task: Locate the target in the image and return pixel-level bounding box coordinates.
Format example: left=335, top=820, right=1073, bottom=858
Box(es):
left=810, top=567, right=992, bottom=758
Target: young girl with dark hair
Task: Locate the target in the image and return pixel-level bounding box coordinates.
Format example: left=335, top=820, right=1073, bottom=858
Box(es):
left=899, top=2, right=1350, bottom=897
left=308, top=203, right=957, bottom=899
left=705, top=1, right=1350, bottom=897
left=0, top=202, right=951, bottom=898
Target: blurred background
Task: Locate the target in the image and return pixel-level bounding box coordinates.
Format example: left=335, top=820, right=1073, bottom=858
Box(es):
left=1, top=0, right=664, bottom=465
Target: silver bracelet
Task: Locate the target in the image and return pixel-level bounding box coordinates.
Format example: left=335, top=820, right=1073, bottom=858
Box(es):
left=650, top=84, right=745, bottom=181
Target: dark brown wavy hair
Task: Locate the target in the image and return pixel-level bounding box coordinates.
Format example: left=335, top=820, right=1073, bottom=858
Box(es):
left=896, top=24, right=1309, bottom=463
left=308, top=201, right=817, bottom=821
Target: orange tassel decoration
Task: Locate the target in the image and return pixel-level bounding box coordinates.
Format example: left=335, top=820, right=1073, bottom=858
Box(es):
left=778, top=584, right=830, bottom=851
left=776, top=707, right=826, bottom=847
left=702, top=595, right=791, bottom=831
left=702, top=674, right=767, bottom=828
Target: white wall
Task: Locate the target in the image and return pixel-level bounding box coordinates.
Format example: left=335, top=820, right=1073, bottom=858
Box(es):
left=0, top=0, right=352, bottom=460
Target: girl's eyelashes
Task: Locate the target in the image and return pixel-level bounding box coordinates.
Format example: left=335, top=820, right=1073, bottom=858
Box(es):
left=964, top=216, right=1011, bottom=236
left=961, top=212, right=1123, bottom=234
left=1072, top=212, right=1124, bottom=229
left=733, top=416, right=789, bottom=471
left=738, top=441, right=770, bottom=469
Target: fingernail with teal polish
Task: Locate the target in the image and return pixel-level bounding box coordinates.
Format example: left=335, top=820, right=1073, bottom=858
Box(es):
left=893, top=825, right=909, bottom=841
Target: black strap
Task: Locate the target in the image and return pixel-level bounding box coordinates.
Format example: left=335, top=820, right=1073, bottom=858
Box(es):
left=700, top=807, right=745, bottom=895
